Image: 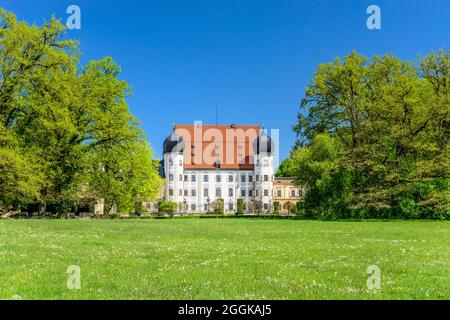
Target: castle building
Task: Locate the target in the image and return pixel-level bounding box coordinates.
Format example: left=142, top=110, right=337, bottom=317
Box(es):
left=162, top=123, right=274, bottom=214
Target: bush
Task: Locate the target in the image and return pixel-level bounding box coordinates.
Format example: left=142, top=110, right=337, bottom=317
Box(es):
left=273, top=202, right=280, bottom=214
left=158, top=201, right=178, bottom=215
left=236, top=199, right=244, bottom=215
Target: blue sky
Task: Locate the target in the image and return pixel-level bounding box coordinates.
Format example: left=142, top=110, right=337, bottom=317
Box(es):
left=2, top=0, right=449, bottom=162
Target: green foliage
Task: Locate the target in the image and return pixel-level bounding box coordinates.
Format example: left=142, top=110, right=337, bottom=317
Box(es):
left=275, top=157, right=295, bottom=177
left=236, top=198, right=245, bottom=215
left=158, top=201, right=178, bottom=214
left=0, top=8, right=162, bottom=214
left=273, top=201, right=280, bottom=213
left=293, top=50, right=450, bottom=220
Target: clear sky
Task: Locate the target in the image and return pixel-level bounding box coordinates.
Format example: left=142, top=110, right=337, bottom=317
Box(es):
left=2, top=0, right=449, bottom=162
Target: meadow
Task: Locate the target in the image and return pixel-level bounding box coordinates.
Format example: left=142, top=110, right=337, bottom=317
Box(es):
left=0, top=219, right=448, bottom=300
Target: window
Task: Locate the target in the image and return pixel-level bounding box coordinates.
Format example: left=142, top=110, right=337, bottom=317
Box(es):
left=184, top=190, right=188, bottom=197
left=264, top=175, right=269, bottom=182
left=191, top=204, right=196, bottom=211
left=229, top=188, right=233, bottom=197
left=256, top=190, right=259, bottom=196
left=204, top=175, right=209, bottom=182
left=216, top=175, right=221, bottom=182
left=228, top=175, right=234, bottom=182
left=241, top=190, right=246, bottom=197
left=228, top=203, right=234, bottom=211
left=179, top=175, right=183, bottom=181
left=179, top=159, right=183, bottom=166
left=248, top=190, right=253, bottom=197
left=179, top=189, right=183, bottom=196
left=263, top=159, right=268, bottom=166
left=204, top=188, right=209, bottom=197
left=291, top=189, right=296, bottom=197
left=264, top=189, right=269, bottom=196
left=256, top=160, right=260, bottom=166
left=277, top=189, right=282, bottom=197
left=263, top=203, right=269, bottom=210
left=169, top=189, right=173, bottom=196
left=169, top=158, right=173, bottom=166
left=191, top=175, right=196, bottom=182
left=169, top=174, right=174, bottom=181
left=192, top=189, right=196, bottom=197
left=204, top=204, right=208, bottom=211
left=249, top=175, right=253, bottom=182
left=216, top=188, right=222, bottom=197
left=184, top=175, right=188, bottom=182
left=256, top=175, right=260, bottom=182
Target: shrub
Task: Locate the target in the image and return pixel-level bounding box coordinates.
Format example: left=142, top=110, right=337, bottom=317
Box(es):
left=158, top=201, right=178, bottom=215
left=236, top=199, right=244, bottom=215
left=273, top=202, right=280, bottom=214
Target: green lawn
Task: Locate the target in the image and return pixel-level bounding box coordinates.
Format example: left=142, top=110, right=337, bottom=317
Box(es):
left=0, top=219, right=448, bottom=300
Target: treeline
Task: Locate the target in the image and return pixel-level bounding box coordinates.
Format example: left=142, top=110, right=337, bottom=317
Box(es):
left=279, top=50, right=449, bottom=220
left=0, top=9, right=162, bottom=214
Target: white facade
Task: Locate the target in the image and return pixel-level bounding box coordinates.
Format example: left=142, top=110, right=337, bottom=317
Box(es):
left=163, top=142, right=274, bottom=214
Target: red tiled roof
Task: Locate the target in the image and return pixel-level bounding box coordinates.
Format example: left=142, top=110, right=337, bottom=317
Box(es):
left=175, top=124, right=260, bottom=170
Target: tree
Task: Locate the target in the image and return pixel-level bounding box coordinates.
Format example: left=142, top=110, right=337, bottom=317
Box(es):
left=0, top=8, right=162, bottom=214
left=212, top=198, right=224, bottom=215
left=293, top=51, right=450, bottom=219
left=275, top=157, right=295, bottom=177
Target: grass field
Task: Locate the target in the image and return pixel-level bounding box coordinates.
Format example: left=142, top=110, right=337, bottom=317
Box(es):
left=0, top=219, right=448, bottom=300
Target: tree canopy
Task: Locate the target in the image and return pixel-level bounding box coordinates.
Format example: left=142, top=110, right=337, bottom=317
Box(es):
left=292, top=51, right=449, bottom=219
left=0, top=8, right=162, bottom=214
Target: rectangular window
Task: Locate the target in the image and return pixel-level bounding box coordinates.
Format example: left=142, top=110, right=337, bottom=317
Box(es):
left=241, top=190, right=246, bottom=197
left=184, top=190, right=188, bottom=197
left=179, top=189, right=183, bottom=196
left=291, top=189, right=296, bottom=197
left=277, top=190, right=282, bottom=197
left=179, top=159, right=183, bottom=166
left=169, top=174, right=174, bottom=181
left=179, top=174, right=183, bottom=181
left=264, top=175, right=269, bottom=182
left=191, top=175, right=196, bottom=182
left=204, top=175, right=209, bottom=182
left=192, top=189, right=196, bottom=197
left=228, top=203, right=234, bottom=211
left=228, top=175, right=234, bottom=182
left=191, top=204, right=196, bottom=211
left=184, top=175, right=188, bottom=182
left=249, top=175, right=253, bottom=182
left=241, top=175, right=246, bottom=183
left=169, top=159, right=173, bottom=166
left=264, top=189, right=269, bottom=196
left=248, top=190, right=253, bottom=197
left=229, top=188, right=233, bottom=197
left=216, top=175, right=221, bottom=182
left=204, top=188, right=209, bottom=197
left=216, top=188, right=221, bottom=197
left=169, top=189, right=173, bottom=196
left=256, top=190, right=259, bottom=196
left=256, top=175, right=260, bottom=182
left=263, top=203, right=269, bottom=210
left=204, top=204, right=208, bottom=211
